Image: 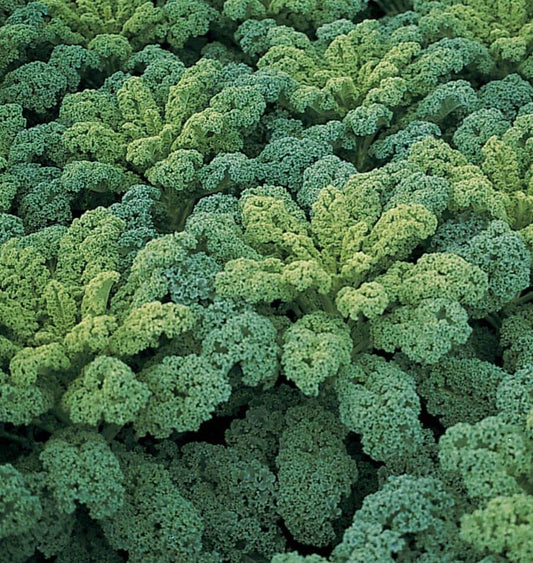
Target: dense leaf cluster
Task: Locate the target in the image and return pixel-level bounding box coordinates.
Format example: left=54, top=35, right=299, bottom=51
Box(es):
left=0, top=1, right=532, bottom=561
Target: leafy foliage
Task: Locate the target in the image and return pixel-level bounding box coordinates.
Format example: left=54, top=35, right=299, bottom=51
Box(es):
left=0, top=0, right=532, bottom=561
